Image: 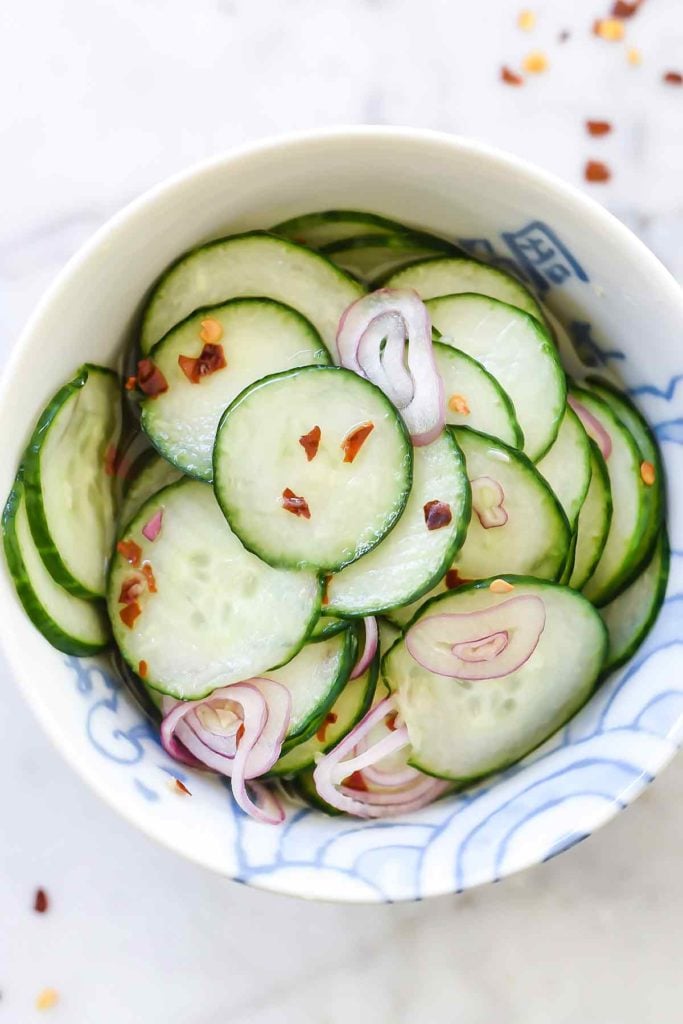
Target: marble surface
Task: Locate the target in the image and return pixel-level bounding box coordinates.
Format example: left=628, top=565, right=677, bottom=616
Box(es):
left=1, top=0, right=682, bottom=1020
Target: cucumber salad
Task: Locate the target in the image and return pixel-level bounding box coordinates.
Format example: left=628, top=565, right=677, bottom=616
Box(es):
left=4, top=210, right=668, bottom=824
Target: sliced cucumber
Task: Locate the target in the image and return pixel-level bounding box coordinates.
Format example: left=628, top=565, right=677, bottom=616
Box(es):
left=536, top=406, right=592, bottom=528
left=601, top=531, right=669, bottom=672
left=382, top=577, right=607, bottom=781
left=322, top=231, right=462, bottom=284
left=271, top=209, right=410, bottom=248
left=119, top=450, right=182, bottom=528
left=293, top=766, right=342, bottom=815
left=142, top=299, right=330, bottom=481
left=213, top=366, right=413, bottom=572
left=572, top=386, right=649, bottom=606
left=560, top=530, right=578, bottom=585
left=270, top=646, right=378, bottom=775
left=270, top=628, right=357, bottom=750
left=379, top=617, right=402, bottom=656
left=108, top=479, right=321, bottom=699
left=23, top=365, right=121, bottom=599
left=384, top=256, right=545, bottom=323
left=326, top=430, right=470, bottom=616
left=140, top=232, right=363, bottom=355
left=569, top=441, right=612, bottom=590
left=585, top=375, right=664, bottom=584
left=310, top=614, right=350, bottom=642
left=434, top=342, right=523, bottom=449
left=3, top=473, right=110, bottom=656
left=427, top=295, right=565, bottom=461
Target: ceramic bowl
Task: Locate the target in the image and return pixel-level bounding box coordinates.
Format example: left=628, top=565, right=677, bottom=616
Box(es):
left=1, top=127, right=681, bottom=902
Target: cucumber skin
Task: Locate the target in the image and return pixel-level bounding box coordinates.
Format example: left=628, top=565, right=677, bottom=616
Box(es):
left=272, top=209, right=412, bottom=245
left=309, top=615, right=351, bottom=642
left=381, top=574, right=608, bottom=784
left=2, top=474, right=110, bottom=657
left=23, top=364, right=119, bottom=600
left=139, top=230, right=364, bottom=356
left=570, top=440, right=613, bottom=591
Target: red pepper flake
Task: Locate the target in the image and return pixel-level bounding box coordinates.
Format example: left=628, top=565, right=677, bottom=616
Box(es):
left=386, top=711, right=398, bottom=731
left=663, top=71, right=683, bottom=86
left=178, top=343, right=227, bottom=383
left=36, top=988, right=59, bottom=1012
left=316, top=712, right=338, bottom=743
left=137, top=358, right=169, bottom=397
left=236, top=723, right=245, bottom=744
left=445, top=568, right=469, bottom=590
left=341, top=421, right=374, bottom=463
left=124, top=375, right=137, bottom=391
left=199, top=317, right=224, bottom=344
left=343, top=770, right=368, bottom=792
left=118, top=574, right=144, bottom=605
left=586, top=119, right=612, bottom=136
left=33, top=888, right=49, bottom=913
left=174, top=778, right=192, bottom=796
left=281, top=487, right=311, bottom=519
left=611, top=0, right=641, bottom=16
left=585, top=160, right=612, bottom=183
left=119, top=601, right=142, bottom=628
left=141, top=562, right=157, bottom=593
left=299, top=425, right=321, bottom=461
left=103, top=443, right=118, bottom=476
left=501, top=65, right=524, bottom=86
left=116, top=539, right=142, bottom=567
left=593, top=18, right=625, bottom=41
left=640, top=460, right=656, bottom=485
left=423, top=500, right=452, bottom=530
left=138, top=660, right=148, bottom=678
left=321, top=574, right=332, bottom=607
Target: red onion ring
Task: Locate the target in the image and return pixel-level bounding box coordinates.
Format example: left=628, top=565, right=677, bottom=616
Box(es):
left=471, top=476, right=508, bottom=529
left=337, top=288, right=445, bottom=446
left=568, top=395, right=612, bottom=460
left=405, top=595, right=546, bottom=680
left=350, top=617, right=378, bottom=679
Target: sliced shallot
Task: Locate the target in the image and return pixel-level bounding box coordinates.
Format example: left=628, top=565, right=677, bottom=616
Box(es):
left=350, top=617, right=378, bottom=679
left=568, top=395, right=612, bottom=460
left=405, top=595, right=546, bottom=680
left=337, top=288, right=445, bottom=445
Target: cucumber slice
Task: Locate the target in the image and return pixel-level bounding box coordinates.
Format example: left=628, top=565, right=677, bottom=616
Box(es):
left=384, top=256, right=545, bottom=323
left=601, top=531, right=669, bottom=672
left=140, top=232, right=363, bottom=355
left=585, top=375, right=664, bottom=585
left=3, top=473, right=110, bottom=656
left=271, top=210, right=409, bottom=248
left=108, top=479, right=321, bottom=699
left=569, top=441, right=613, bottom=590
left=427, top=295, right=565, bottom=461
left=379, top=617, right=402, bottom=655
left=119, top=450, right=182, bottom=528
left=572, top=386, right=650, bottom=606
left=321, top=231, right=462, bottom=284
left=293, top=766, right=342, bottom=815
left=434, top=342, right=523, bottom=449
left=326, top=430, right=470, bottom=616
left=382, top=577, right=607, bottom=781
left=270, top=628, right=357, bottom=750
left=560, top=531, right=578, bottom=585
left=213, top=366, right=413, bottom=572
left=23, top=365, right=121, bottom=599
left=142, top=299, right=330, bottom=481
left=536, top=406, right=592, bottom=528
left=310, top=614, right=350, bottom=642
left=270, top=646, right=378, bottom=775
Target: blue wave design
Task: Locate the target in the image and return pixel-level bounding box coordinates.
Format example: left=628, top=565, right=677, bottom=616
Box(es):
left=629, top=374, right=683, bottom=401
left=655, top=419, right=683, bottom=444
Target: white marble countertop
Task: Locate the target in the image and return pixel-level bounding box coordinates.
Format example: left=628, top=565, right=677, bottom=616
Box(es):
left=1, top=0, right=682, bottom=1020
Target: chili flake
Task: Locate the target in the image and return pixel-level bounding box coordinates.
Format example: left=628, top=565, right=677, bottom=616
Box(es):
left=593, top=18, right=625, bottom=41
left=33, top=888, right=49, bottom=913
left=137, top=359, right=168, bottom=397
left=341, top=421, right=374, bottom=463
left=611, top=0, right=640, bottom=16
left=490, top=578, right=515, bottom=594
left=640, top=460, right=656, bottom=485
left=343, top=770, right=368, bottom=792
left=386, top=711, right=399, bottom=731
left=199, top=317, right=224, bottom=344
left=120, top=601, right=142, bottom=628
left=627, top=47, right=642, bottom=66
left=316, top=712, right=338, bottom=743
left=586, top=120, right=612, bottom=136
left=118, top=575, right=144, bottom=605
left=124, top=375, right=137, bottom=391
left=174, top=778, right=192, bottom=796
left=322, top=574, right=332, bottom=606
left=585, top=160, right=612, bottom=183
left=448, top=393, right=470, bottom=415
left=103, top=444, right=118, bottom=477
left=281, top=488, right=311, bottom=519
left=138, top=660, right=148, bottom=678
left=36, top=989, right=59, bottom=1011
left=517, top=9, right=536, bottom=31
left=445, top=568, right=469, bottom=590
left=522, top=50, right=549, bottom=74
left=178, top=342, right=227, bottom=384
left=424, top=500, right=452, bottom=530
left=663, top=71, right=682, bottom=86
left=117, top=539, right=142, bottom=567
left=501, top=66, right=524, bottom=86
left=141, top=562, right=157, bottom=593
left=299, top=425, right=322, bottom=461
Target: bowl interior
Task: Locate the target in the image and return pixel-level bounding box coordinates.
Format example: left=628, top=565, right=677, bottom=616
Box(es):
left=1, top=129, right=682, bottom=902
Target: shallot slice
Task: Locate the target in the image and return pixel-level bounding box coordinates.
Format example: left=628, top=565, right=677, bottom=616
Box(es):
left=568, top=395, right=612, bottom=460
left=349, top=617, right=378, bottom=679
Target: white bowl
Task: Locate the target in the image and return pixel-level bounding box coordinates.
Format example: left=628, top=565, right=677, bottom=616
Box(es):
left=2, top=127, right=682, bottom=902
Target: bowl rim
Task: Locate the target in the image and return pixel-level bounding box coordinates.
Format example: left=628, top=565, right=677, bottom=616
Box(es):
left=3, top=125, right=682, bottom=899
